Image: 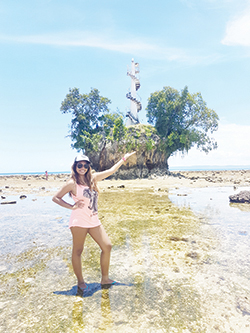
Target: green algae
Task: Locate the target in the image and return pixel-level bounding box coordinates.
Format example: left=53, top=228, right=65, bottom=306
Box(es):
left=0, top=187, right=213, bottom=332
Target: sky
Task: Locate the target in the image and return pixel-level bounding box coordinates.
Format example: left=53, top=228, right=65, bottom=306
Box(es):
left=0, top=0, right=250, bottom=173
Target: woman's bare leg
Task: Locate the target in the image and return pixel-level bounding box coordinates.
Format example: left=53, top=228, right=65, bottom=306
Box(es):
left=88, top=225, right=113, bottom=285
left=70, top=227, right=89, bottom=288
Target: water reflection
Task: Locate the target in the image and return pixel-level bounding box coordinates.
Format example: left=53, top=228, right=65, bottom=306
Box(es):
left=70, top=288, right=113, bottom=332
left=170, top=186, right=250, bottom=330
left=1, top=187, right=250, bottom=331
left=169, top=186, right=250, bottom=277
left=230, top=202, right=250, bottom=212
left=99, top=289, right=113, bottom=331
left=72, top=299, right=85, bottom=331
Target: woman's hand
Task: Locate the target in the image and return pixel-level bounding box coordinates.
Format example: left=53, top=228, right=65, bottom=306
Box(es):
left=123, top=151, right=136, bottom=160
left=93, top=151, right=136, bottom=182
left=72, top=200, right=85, bottom=210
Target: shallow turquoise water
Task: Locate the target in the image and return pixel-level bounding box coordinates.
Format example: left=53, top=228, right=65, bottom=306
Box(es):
left=0, top=187, right=250, bottom=332
left=169, top=186, right=250, bottom=279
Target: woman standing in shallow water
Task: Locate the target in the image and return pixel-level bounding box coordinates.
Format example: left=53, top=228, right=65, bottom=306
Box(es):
left=52, top=152, right=135, bottom=293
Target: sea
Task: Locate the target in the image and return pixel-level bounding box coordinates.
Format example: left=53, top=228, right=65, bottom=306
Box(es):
left=1, top=166, right=250, bottom=331
left=1, top=165, right=250, bottom=176
left=0, top=171, right=71, bottom=176
left=1, top=183, right=250, bottom=331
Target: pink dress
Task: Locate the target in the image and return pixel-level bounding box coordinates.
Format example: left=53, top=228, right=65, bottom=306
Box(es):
left=69, top=184, right=101, bottom=229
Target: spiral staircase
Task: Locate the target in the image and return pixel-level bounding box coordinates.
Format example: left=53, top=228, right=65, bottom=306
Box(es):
left=126, top=59, right=142, bottom=126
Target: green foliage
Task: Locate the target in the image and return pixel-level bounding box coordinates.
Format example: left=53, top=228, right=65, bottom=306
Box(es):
left=61, top=85, right=217, bottom=170
left=61, top=88, right=157, bottom=156
left=122, top=124, right=157, bottom=152
left=113, top=116, right=127, bottom=142
left=60, top=88, right=120, bottom=152
left=146, top=86, right=219, bottom=156
left=145, top=138, right=156, bottom=152
left=102, top=112, right=122, bottom=141
left=80, top=132, right=103, bottom=153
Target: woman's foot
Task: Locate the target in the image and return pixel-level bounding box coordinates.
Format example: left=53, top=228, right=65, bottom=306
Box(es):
left=78, top=281, right=88, bottom=291
left=101, top=278, right=117, bottom=286
left=77, top=281, right=88, bottom=296
left=101, top=280, right=118, bottom=289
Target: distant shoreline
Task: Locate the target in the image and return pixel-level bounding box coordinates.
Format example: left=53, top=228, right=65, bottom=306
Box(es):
left=1, top=170, right=250, bottom=199
left=1, top=165, right=250, bottom=176
left=0, top=171, right=71, bottom=176
left=170, top=165, right=250, bottom=171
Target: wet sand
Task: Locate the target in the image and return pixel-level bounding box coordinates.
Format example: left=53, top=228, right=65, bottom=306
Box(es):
left=1, top=169, right=250, bottom=198
left=1, top=171, right=250, bottom=332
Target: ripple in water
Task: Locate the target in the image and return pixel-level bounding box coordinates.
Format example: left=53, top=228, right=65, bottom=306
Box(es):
left=0, top=187, right=250, bottom=332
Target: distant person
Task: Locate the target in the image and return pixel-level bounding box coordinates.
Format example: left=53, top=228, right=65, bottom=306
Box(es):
left=45, top=171, right=48, bottom=181
left=52, top=151, right=135, bottom=293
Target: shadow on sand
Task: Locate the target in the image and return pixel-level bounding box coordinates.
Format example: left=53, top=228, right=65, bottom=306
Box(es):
left=53, top=282, right=133, bottom=298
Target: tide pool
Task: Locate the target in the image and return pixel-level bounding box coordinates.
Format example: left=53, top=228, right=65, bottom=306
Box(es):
left=0, top=187, right=250, bottom=332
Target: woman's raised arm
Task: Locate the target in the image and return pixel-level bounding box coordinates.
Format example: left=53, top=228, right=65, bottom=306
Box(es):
left=93, top=152, right=136, bottom=182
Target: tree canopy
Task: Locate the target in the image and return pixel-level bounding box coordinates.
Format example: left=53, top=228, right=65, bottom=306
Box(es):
left=61, top=85, right=219, bottom=172
left=146, top=86, right=219, bottom=157
left=60, top=87, right=123, bottom=152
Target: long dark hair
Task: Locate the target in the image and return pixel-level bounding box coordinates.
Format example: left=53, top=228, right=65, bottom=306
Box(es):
left=71, top=161, right=99, bottom=193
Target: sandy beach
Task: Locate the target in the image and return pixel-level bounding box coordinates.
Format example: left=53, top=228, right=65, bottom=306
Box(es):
left=1, top=170, right=250, bottom=332
left=1, top=170, right=250, bottom=198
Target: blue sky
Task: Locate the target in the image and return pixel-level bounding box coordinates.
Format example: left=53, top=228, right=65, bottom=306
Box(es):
left=1, top=0, right=250, bottom=173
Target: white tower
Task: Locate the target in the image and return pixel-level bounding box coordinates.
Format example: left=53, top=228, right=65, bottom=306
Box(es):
left=126, top=59, right=142, bottom=126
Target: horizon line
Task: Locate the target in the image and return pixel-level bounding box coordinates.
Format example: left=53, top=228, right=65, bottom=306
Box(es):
left=1, top=164, right=250, bottom=176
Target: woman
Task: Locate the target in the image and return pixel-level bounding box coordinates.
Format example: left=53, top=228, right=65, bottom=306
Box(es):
left=52, top=151, right=135, bottom=293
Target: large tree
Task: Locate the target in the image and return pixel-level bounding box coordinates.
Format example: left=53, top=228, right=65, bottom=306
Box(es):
left=146, top=86, right=219, bottom=159
left=60, top=87, right=122, bottom=152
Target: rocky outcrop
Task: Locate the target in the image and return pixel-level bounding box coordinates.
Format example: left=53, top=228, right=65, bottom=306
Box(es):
left=87, top=124, right=170, bottom=179
left=229, top=191, right=250, bottom=203
left=1, top=201, right=17, bottom=205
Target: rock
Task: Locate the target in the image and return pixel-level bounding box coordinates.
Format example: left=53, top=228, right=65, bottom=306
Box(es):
left=87, top=124, right=170, bottom=180
left=117, top=185, right=125, bottom=188
left=238, top=231, right=247, bottom=236
left=1, top=196, right=6, bottom=199
left=229, top=190, right=250, bottom=203
left=1, top=201, right=17, bottom=205
left=20, top=195, right=27, bottom=200
left=169, top=236, right=188, bottom=242
left=236, top=296, right=250, bottom=316
left=186, top=252, right=199, bottom=259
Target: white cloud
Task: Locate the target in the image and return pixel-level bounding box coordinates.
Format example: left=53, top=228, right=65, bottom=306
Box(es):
left=0, top=31, right=180, bottom=59
left=181, top=0, right=244, bottom=10
left=222, top=5, right=250, bottom=46
left=169, top=123, right=250, bottom=167
left=0, top=31, right=221, bottom=65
